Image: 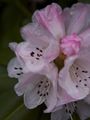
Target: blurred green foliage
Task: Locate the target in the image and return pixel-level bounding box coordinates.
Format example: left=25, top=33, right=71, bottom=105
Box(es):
left=0, top=0, right=90, bottom=120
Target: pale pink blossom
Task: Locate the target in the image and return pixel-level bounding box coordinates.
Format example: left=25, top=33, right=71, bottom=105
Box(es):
left=9, top=22, right=59, bottom=73
left=7, top=2, right=90, bottom=112
left=7, top=57, right=58, bottom=112
left=7, top=57, right=78, bottom=112
left=34, top=2, right=90, bottom=100
left=58, top=3, right=90, bottom=100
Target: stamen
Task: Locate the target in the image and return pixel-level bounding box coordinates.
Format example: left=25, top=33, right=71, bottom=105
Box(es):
left=19, top=67, right=23, bottom=70
left=17, top=73, right=21, bottom=76
left=14, top=67, right=18, bottom=70
left=38, top=85, right=41, bottom=88
left=79, top=80, right=82, bottom=82
left=40, top=94, right=42, bottom=96
left=84, top=84, right=87, bottom=86
left=84, top=79, right=87, bottom=81
left=82, top=70, right=88, bottom=73
left=30, top=52, right=35, bottom=57
left=36, top=58, right=40, bottom=60
left=37, top=91, right=40, bottom=94
left=36, top=48, right=39, bottom=50
left=76, top=85, right=78, bottom=88
left=40, top=49, right=43, bottom=53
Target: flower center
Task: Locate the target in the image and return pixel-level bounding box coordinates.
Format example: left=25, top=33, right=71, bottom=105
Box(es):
left=54, top=33, right=81, bottom=70
left=54, top=53, right=66, bottom=70
left=60, top=33, right=81, bottom=57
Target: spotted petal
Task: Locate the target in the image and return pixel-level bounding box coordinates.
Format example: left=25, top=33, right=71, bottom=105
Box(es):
left=9, top=40, right=59, bottom=73
left=15, top=63, right=58, bottom=111
left=7, top=57, right=24, bottom=78
left=59, top=55, right=89, bottom=100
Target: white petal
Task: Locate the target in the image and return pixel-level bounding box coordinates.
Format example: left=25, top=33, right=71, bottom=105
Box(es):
left=7, top=57, right=24, bottom=78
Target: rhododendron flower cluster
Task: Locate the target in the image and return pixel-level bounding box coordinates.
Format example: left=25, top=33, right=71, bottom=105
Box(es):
left=7, top=2, right=90, bottom=120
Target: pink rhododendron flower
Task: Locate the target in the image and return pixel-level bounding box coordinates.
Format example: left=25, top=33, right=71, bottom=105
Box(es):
left=7, top=57, right=58, bottom=112
left=58, top=3, right=90, bottom=100
left=7, top=2, right=90, bottom=114
left=34, top=2, right=90, bottom=100
left=9, top=22, right=59, bottom=73
left=51, top=100, right=90, bottom=120
left=8, top=57, right=77, bottom=112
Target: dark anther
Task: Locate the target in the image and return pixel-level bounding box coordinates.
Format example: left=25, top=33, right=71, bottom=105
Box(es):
left=30, top=52, right=35, bottom=57
left=40, top=81, right=43, bottom=84
left=79, top=80, right=81, bottom=82
left=76, top=85, right=78, bottom=88
left=46, top=80, right=48, bottom=83
left=37, top=54, right=40, bottom=57
left=19, top=67, right=23, bottom=70
left=39, top=54, right=42, bottom=56
left=82, top=70, right=88, bottom=73
left=43, top=94, right=46, bottom=97
left=20, top=72, right=23, bottom=74
left=84, top=79, right=87, bottom=81
left=84, top=84, right=87, bottom=86
left=14, top=67, right=18, bottom=70
left=37, top=91, right=40, bottom=94
left=40, top=94, right=42, bottom=96
left=88, top=77, right=90, bottom=79
left=76, top=67, right=79, bottom=70
left=38, top=85, right=41, bottom=88
left=36, top=47, right=40, bottom=50
left=17, top=73, right=21, bottom=76
left=36, top=58, right=39, bottom=60
left=40, top=49, right=43, bottom=52
left=46, top=92, right=48, bottom=95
